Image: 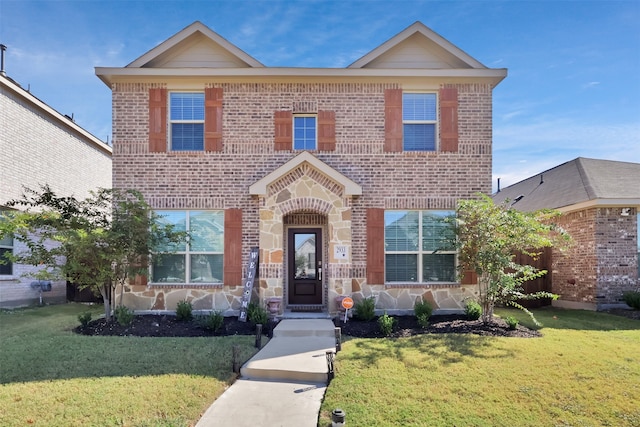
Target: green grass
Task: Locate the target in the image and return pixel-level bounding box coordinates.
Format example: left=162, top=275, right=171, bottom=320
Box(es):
left=0, top=303, right=259, bottom=427
left=321, top=307, right=640, bottom=427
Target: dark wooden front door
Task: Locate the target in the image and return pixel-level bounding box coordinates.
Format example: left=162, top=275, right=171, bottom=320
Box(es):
left=288, top=228, right=323, bottom=305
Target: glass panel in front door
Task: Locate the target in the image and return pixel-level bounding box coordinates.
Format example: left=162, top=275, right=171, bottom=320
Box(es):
left=294, top=233, right=316, bottom=279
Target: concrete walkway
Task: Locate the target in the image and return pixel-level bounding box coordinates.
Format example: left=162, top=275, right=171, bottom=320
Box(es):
left=195, top=319, right=336, bottom=427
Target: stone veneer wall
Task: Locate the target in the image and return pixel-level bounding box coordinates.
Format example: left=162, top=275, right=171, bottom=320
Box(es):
left=552, top=207, right=638, bottom=310
left=113, top=82, right=491, bottom=314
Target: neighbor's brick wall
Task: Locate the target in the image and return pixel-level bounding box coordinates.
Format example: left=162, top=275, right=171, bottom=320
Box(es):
left=111, top=81, right=493, bottom=306
left=552, top=207, right=639, bottom=309
left=552, top=209, right=598, bottom=305
left=0, top=83, right=112, bottom=307
left=594, top=207, right=638, bottom=306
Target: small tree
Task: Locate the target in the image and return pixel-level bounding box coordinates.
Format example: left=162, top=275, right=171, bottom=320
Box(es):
left=0, top=185, right=187, bottom=319
left=454, top=194, right=569, bottom=325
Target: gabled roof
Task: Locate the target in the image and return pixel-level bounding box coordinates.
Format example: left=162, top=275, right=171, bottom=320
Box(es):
left=249, top=151, right=362, bottom=197
left=96, top=21, right=506, bottom=87
left=0, top=74, right=112, bottom=156
left=348, top=21, right=485, bottom=69
left=126, top=21, right=264, bottom=68
left=492, top=158, right=640, bottom=212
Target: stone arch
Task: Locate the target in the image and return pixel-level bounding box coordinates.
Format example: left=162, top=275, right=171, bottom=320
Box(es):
left=278, top=197, right=333, bottom=216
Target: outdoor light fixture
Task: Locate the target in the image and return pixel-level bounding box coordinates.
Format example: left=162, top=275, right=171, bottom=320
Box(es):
left=331, top=408, right=346, bottom=426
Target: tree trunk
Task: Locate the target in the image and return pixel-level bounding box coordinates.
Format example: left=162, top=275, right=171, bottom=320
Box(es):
left=99, top=285, right=111, bottom=321
left=478, top=275, right=494, bottom=324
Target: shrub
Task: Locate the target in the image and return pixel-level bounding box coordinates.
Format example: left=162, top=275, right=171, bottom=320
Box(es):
left=354, top=297, right=376, bottom=321
left=114, top=305, right=134, bottom=326
left=505, top=316, right=519, bottom=330
left=197, top=310, right=224, bottom=332
left=77, top=311, right=92, bottom=327
left=417, top=313, right=430, bottom=329
left=378, top=312, right=396, bottom=337
left=414, top=300, right=433, bottom=328
left=176, top=300, right=193, bottom=321
left=622, top=291, right=640, bottom=310
left=247, top=301, right=269, bottom=325
left=465, top=300, right=482, bottom=320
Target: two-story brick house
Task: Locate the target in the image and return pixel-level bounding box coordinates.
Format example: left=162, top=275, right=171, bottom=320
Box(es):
left=96, top=21, right=506, bottom=316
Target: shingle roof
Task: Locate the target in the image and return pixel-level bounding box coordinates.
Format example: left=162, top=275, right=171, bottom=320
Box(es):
left=492, top=158, right=640, bottom=211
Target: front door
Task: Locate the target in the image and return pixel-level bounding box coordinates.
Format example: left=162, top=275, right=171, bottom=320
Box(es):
left=288, top=228, right=323, bottom=305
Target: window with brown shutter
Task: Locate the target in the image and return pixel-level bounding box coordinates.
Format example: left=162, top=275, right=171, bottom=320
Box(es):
left=317, top=110, right=336, bottom=151
left=224, top=208, right=243, bottom=286
left=439, top=87, right=459, bottom=152
left=149, top=88, right=167, bottom=153
left=384, top=89, right=403, bottom=152
left=274, top=111, right=293, bottom=151
left=205, top=87, right=223, bottom=152
left=366, top=208, right=386, bottom=284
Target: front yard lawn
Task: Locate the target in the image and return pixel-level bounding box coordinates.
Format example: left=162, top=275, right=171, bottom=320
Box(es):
left=0, top=303, right=258, bottom=427
left=320, top=307, right=640, bottom=427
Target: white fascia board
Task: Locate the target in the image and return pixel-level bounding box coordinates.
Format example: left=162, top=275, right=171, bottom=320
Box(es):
left=558, top=198, right=640, bottom=213
left=95, top=66, right=507, bottom=86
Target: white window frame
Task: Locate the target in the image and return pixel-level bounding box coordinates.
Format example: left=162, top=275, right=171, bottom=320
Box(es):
left=0, top=209, right=13, bottom=276
left=151, top=210, right=224, bottom=284
left=402, top=92, right=438, bottom=152
left=384, top=210, right=457, bottom=284
left=293, top=114, right=317, bottom=150
left=169, top=91, right=205, bottom=151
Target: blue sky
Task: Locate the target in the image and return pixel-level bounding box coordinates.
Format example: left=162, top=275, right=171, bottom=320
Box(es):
left=2, top=0, right=639, bottom=190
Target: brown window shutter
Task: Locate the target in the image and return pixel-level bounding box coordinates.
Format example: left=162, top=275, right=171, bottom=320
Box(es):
left=366, top=208, right=386, bottom=284
left=317, top=110, right=336, bottom=151
left=461, top=270, right=477, bottom=285
left=274, top=111, right=292, bottom=151
left=439, top=87, right=459, bottom=152
left=224, top=208, right=243, bottom=286
left=148, top=88, right=167, bottom=153
left=384, top=89, right=403, bottom=152
left=205, top=87, right=223, bottom=152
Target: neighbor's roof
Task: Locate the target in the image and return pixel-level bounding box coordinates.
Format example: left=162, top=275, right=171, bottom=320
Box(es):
left=492, top=158, right=640, bottom=212
left=96, top=21, right=506, bottom=87
left=1, top=73, right=112, bottom=156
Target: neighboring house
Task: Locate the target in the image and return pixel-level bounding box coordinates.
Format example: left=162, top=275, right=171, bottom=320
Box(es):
left=95, top=21, right=506, bottom=315
left=493, top=158, right=640, bottom=311
left=0, top=72, right=112, bottom=308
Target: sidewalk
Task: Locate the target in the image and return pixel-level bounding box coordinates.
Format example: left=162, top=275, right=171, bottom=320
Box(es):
left=195, top=319, right=336, bottom=427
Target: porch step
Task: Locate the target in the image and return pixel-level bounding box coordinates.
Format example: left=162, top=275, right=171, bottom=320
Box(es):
left=241, top=319, right=337, bottom=383
left=273, top=319, right=336, bottom=338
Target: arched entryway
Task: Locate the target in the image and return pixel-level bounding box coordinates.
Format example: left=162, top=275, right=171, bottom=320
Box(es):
left=249, top=152, right=362, bottom=314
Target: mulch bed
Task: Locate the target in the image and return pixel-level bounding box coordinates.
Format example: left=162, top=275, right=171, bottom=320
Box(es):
left=76, top=313, right=542, bottom=338
left=75, top=308, right=639, bottom=339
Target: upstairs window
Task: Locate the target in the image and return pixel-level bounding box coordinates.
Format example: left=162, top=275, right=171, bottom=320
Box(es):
left=402, top=93, right=437, bottom=151
left=170, top=92, right=205, bottom=151
left=293, top=115, right=317, bottom=150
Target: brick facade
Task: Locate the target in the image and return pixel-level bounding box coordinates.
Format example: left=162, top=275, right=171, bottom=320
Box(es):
left=112, top=81, right=492, bottom=314
left=0, top=75, right=112, bottom=307
left=552, top=207, right=638, bottom=310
